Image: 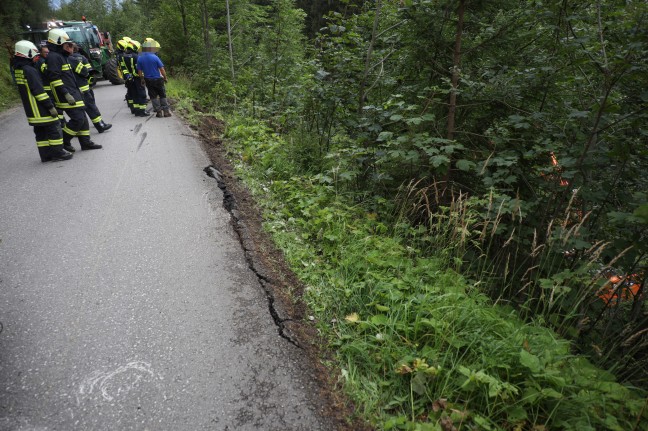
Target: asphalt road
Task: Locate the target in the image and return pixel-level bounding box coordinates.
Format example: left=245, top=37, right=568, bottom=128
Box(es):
left=0, top=81, right=332, bottom=430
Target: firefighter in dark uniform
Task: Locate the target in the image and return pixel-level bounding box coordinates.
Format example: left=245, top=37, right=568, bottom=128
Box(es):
left=36, top=44, right=50, bottom=96
left=68, top=43, right=112, bottom=133
left=11, top=40, right=72, bottom=162
left=46, top=28, right=101, bottom=152
left=123, top=40, right=148, bottom=117
left=116, top=38, right=134, bottom=113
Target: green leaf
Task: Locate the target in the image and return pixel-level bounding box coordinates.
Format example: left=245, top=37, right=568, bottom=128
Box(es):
left=633, top=204, right=648, bottom=224
left=519, top=350, right=542, bottom=373
left=456, top=159, right=476, bottom=171
left=411, top=372, right=428, bottom=395
left=430, top=155, right=450, bottom=168
left=370, top=314, right=389, bottom=325
left=506, top=405, right=528, bottom=422
left=540, top=387, right=563, bottom=399
left=377, top=131, right=393, bottom=142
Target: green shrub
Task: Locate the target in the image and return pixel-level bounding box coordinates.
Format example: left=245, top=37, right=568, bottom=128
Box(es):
left=224, top=117, right=648, bottom=430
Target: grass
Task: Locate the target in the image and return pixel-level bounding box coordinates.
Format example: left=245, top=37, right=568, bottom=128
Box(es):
left=220, top=115, right=648, bottom=430
left=0, top=47, right=20, bottom=111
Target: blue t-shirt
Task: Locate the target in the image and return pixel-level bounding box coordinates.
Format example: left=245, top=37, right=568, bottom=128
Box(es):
left=137, top=52, right=164, bottom=79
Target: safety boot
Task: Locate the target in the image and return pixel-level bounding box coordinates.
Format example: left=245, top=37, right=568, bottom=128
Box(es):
left=49, top=146, right=73, bottom=161
left=156, top=110, right=164, bottom=118
left=79, top=136, right=103, bottom=150
left=62, top=132, right=76, bottom=153
left=38, top=146, right=52, bottom=163
left=163, top=110, right=172, bottom=117
left=81, top=142, right=103, bottom=150
left=95, top=120, right=113, bottom=133
left=39, top=146, right=73, bottom=162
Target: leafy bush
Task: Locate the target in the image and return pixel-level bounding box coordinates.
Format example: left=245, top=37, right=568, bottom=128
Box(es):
left=223, top=118, right=648, bottom=430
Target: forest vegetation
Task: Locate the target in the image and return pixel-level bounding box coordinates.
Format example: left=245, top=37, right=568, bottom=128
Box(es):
left=1, top=0, right=647, bottom=429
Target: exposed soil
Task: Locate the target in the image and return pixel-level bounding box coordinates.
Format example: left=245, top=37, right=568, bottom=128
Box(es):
left=186, top=110, right=371, bottom=431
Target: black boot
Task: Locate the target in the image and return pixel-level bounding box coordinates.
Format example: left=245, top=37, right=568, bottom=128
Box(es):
left=39, top=146, right=73, bottom=162
left=135, top=110, right=150, bottom=117
left=95, top=120, right=112, bottom=133
left=62, top=133, right=76, bottom=153
left=63, top=130, right=76, bottom=153
left=80, top=136, right=103, bottom=150
left=38, top=146, right=52, bottom=163
left=81, top=142, right=103, bottom=150
left=49, top=145, right=73, bottom=161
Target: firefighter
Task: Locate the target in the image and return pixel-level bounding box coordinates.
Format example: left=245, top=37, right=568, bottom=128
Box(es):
left=116, top=38, right=134, bottom=113
left=46, top=28, right=102, bottom=151
left=68, top=43, right=112, bottom=133
left=123, top=40, right=149, bottom=117
left=36, top=43, right=70, bottom=138
left=11, top=40, right=72, bottom=162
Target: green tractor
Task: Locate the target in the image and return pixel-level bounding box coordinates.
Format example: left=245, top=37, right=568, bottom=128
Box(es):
left=21, top=18, right=123, bottom=85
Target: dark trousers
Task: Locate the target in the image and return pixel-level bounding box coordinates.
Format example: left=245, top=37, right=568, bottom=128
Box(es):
left=83, top=89, right=102, bottom=124
left=132, top=79, right=147, bottom=112
left=33, top=122, right=64, bottom=147
left=144, top=78, right=166, bottom=99
left=33, top=121, right=66, bottom=161
left=62, top=107, right=91, bottom=145
left=125, top=80, right=134, bottom=111
left=144, top=78, right=168, bottom=112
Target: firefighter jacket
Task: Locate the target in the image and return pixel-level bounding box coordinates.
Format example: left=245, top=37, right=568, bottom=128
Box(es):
left=68, top=52, right=92, bottom=93
left=12, top=56, right=58, bottom=126
left=114, top=49, right=126, bottom=80
left=46, top=44, right=85, bottom=109
left=122, top=51, right=138, bottom=79
left=35, top=57, right=51, bottom=94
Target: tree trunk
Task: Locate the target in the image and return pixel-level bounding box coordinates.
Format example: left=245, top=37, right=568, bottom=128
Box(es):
left=225, top=0, right=235, bottom=84
left=357, top=0, right=382, bottom=114
left=174, top=0, right=188, bottom=38
left=446, top=0, right=465, bottom=142
left=200, top=0, right=212, bottom=65
left=442, top=0, right=465, bottom=190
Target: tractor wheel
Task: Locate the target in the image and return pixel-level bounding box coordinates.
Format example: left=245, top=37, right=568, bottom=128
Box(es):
left=104, top=58, right=124, bottom=85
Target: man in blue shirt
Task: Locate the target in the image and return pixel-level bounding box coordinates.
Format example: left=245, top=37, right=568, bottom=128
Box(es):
left=137, top=39, right=170, bottom=118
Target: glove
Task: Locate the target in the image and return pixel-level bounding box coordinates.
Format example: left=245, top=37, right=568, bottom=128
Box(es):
left=49, top=107, right=58, bottom=118
left=64, top=93, right=76, bottom=105
left=124, top=73, right=133, bottom=81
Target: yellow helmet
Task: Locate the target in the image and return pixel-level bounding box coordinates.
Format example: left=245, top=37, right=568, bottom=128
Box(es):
left=129, top=40, right=141, bottom=51
left=15, top=40, right=39, bottom=58
left=117, top=39, right=129, bottom=50
left=48, top=28, right=70, bottom=45
left=142, top=39, right=156, bottom=49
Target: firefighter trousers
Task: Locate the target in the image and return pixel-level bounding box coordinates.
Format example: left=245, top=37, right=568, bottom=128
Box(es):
left=83, top=89, right=102, bottom=125
left=62, top=107, right=91, bottom=146
left=127, top=79, right=147, bottom=114
left=33, top=122, right=67, bottom=162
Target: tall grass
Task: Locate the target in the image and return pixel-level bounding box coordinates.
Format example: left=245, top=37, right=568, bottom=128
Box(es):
left=393, top=180, right=648, bottom=389
left=219, top=116, right=648, bottom=430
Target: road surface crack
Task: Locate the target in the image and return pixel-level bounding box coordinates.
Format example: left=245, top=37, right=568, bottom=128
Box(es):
left=203, top=165, right=301, bottom=349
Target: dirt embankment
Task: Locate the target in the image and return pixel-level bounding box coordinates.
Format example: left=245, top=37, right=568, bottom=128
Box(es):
left=188, top=110, right=371, bottom=431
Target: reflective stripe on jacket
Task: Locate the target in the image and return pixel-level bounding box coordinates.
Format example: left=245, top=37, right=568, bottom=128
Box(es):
left=69, top=52, right=92, bottom=92
left=13, top=57, right=58, bottom=126
left=46, top=47, right=85, bottom=109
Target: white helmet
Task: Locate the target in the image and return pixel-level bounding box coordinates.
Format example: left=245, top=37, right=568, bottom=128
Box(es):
left=48, top=28, right=70, bottom=45
left=15, top=40, right=39, bottom=58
